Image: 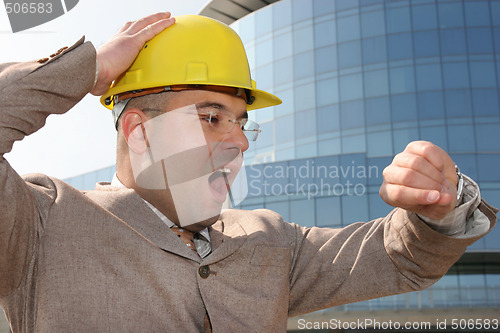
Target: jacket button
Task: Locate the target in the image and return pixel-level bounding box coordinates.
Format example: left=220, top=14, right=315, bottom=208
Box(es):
left=199, top=265, right=211, bottom=279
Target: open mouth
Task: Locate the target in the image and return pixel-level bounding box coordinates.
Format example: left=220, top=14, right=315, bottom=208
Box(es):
left=208, top=168, right=231, bottom=203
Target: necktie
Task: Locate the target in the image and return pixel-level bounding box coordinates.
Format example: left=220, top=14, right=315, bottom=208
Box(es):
left=171, top=227, right=197, bottom=254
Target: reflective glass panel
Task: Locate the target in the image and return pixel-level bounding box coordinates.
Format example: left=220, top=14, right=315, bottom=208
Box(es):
left=276, top=114, right=295, bottom=144
left=294, top=51, right=315, bottom=80
left=365, top=97, right=391, bottom=125
left=412, top=4, right=438, bottom=30
left=443, top=62, right=469, bottom=89
left=364, top=69, right=389, bottom=98
left=464, top=1, right=491, bottom=27
left=340, top=73, right=363, bottom=101
left=448, top=124, right=476, bottom=153
left=469, top=61, right=497, bottom=88
left=338, top=41, right=362, bottom=69
left=256, top=6, right=273, bottom=37
left=341, top=100, right=364, bottom=129
left=418, top=91, right=445, bottom=119
left=475, top=124, right=500, bottom=152
left=467, top=28, right=494, bottom=54
left=477, top=154, right=500, bottom=182
left=293, top=24, right=314, bottom=54
left=361, top=9, right=385, bottom=38
left=337, top=15, right=360, bottom=43
left=341, top=195, right=369, bottom=225
left=387, top=33, right=413, bottom=61
left=385, top=6, right=411, bottom=33
left=445, top=89, right=472, bottom=117
left=440, top=29, right=467, bottom=56
left=390, top=66, right=416, bottom=94
left=316, top=196, right=342, bottom=226
left=416, top=64, right=442, bottom=91
left=317, top=104, right=340, bottom=134
left=274, top=32, right=293, bottom=61
left=391, top=93, right=418, bottom=122
left=292, top=0, right=313, bottom=23
left=472, top=89, right=500, bottom=116
left=295, top=108, right=317, bottom=139
left=294, top=83, right=316, bottom=111
left=362, top=36, right=387, bottom=64
left=313, top=0, right=336, bottom=16
left=316, top=78, right=339, bottom=106
left=274, top=57, right=293, bottom=86
left=438, top=2, right=464, bottom=28
left=273, top=0, right=292, bottom=29
left=420, top=126, right=448, bottom=151
left=315, top=45, right=338, bottom=74
left=413, top=30, right=439, bottom=58
left=367, top=131, right=393, bottom=157
left=314, top=19, right=337, bottom=48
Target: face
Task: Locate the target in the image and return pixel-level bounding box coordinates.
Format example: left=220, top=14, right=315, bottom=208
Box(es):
left=125, top=90, right=250, bottom=231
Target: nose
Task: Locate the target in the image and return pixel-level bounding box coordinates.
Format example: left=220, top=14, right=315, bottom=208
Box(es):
left=226, top=125, right=249, bottom=152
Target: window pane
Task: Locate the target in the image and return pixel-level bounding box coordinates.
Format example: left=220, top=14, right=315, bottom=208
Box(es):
left=290, top=199, right=315, bottom=227
left=256, top=7, right=272, bottom=37
left=315, top=45, right=337, bottom=74
left=238, top=15, right=255, bottom=43
left=256, top=39, right=273, bottom=67
left=274, top=57, right=293, bottom=86
left=317, top=104, right=340, bottom=134
left=342, top=195, right=369, bottom=225
left=443, top=62, right=469, bottom=89
left=276, top=114, right=294, bottom=144
left=273, top=0, right=292, bottom=29
left=316, top=78, right=339, bottom=106
left=295, top=108, right=317, bottom=139
left=256, top=121, right=274, bottom=149
left=464, top=1, right=491, bottom=27
left=365, top=97, right=391, bottom=125
left=438, top=2, right=464, bottom=29
left=313, top=0, right=336, bottom=16
left=337, top=15, right=360, bottom=43
left=316, top=196, right=341, bottom=227
left=391, top=93, right=417, bottom=122
left=367, top=131, right=393, bottom=157
left=393, top=127, right=419, bottom=153
left=292, top=0, right=313, bottom=22
left=412, top=4, right=438, bottom=30
left=341, top=100, right=364, bottom=129
left=265, top=201, right=289, bottom=221
left=445, top=89, right=473, bottom=117
left=469, top=62, right=497, bottom=88
left=340, top=73, right=363, bottom=101
left=467, top=28, right=494, bottom=54
left=336, top=0, right=358, bottom=11
left=472, top=89, right=500, bottom=116
left=362, top=36, right=387, bottom=64
left=387, top=33, right=413, bottom=60
left=294, top=51, right=314, bottom=80
left=420, top=126, right=448, bottom=151
left=338, top=41, right=362, bottom=69
left=416, top=64, right=442, bottom=91
left=385, top=6, right=411, bottom=33
left=493, top=1, right=500, bottom=26
left=413, top=30, right=439, bottom=58
left=418, top=91, right=445, bottom=119
left=440, top=29, right=467, bottom=56
left=475, top=124, right=500, bottom=152
left=361, top=9, right=385, bottom=38
left=390, top=66, right=416, bottom=94
left=274, top=32, right=293, bottom=60
left=314, top=19, right=337, bottom=48
left=294, top=83, right=316, bottom=111
left=255, top=63, right=273, bottom=90
left=477, top=154, right=500, bottom=182
left=293, top=24, right=314, bottom=54
left=364, top=69, right=389, bottom=98
left=448, top=124, right=476, bottom=153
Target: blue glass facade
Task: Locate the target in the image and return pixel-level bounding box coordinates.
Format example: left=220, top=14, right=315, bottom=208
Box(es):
left=228, top=0, right=500, bottom=318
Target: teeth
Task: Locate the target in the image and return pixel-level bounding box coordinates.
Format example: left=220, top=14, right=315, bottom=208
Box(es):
left=220, top=167, right=231, bottom=174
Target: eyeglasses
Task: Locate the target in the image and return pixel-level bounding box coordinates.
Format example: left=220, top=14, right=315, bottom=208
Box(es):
left=199, top=109, right=261, bottom=141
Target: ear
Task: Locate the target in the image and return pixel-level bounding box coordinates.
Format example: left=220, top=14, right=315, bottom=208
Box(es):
left=121, top=108, right=149, bottom=154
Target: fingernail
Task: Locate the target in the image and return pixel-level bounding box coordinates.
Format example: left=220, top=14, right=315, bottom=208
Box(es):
left=427, top=191, right=440, bottom=203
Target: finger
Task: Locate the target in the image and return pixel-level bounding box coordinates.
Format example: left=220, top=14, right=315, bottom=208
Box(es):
left=125, top=12, right=172, bottom=34
left=118, top=20, right=134, bottom=33
left=138, top=17, right=175, bottom=41
left=380, top=183, right=441, bottom=208
left=382, top=164, right=444, bottom=192
left=404, top=141, right=446, bottom=173
left=392, top=152, right=445, bottom=185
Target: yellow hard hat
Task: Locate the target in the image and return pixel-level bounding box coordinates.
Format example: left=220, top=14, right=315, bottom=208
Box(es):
left=100, top=15, right=282, bottom=115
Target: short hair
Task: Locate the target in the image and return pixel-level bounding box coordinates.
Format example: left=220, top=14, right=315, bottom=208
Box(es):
left=116, top=91, right=172, bottom=131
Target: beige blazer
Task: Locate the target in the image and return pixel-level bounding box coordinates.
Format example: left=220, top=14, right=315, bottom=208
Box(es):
left=0, top=38, right=497, bottom=333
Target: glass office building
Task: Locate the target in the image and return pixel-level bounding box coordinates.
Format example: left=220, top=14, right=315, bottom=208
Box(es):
left=63, top=0, right=500, bottom=330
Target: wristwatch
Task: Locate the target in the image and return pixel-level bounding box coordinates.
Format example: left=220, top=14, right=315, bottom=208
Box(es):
left=455, top=164, right=464, bottom=207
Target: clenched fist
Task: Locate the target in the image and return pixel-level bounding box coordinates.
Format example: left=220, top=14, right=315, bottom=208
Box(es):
left=380, top=141, right=459, bottom=220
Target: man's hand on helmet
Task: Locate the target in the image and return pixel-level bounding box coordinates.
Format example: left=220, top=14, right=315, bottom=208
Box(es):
left=90, top=12, right=175, bottom=96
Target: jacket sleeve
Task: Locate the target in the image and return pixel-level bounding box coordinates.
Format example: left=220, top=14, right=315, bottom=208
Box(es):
left=0, top=38, right=97, bottom=298
left=285, top=200, right=497, bottom=317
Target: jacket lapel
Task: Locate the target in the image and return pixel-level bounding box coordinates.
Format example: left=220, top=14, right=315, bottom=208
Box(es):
left=204, top=212, right=247, bottom=265
left=93, top=183, right=200, bottom=261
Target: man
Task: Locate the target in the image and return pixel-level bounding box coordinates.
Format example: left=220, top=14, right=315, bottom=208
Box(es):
left=0, top=12, right=496, bottom=332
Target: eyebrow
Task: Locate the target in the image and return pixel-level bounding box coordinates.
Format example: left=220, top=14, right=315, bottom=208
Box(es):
left=195, top=102, right=248, bottom=119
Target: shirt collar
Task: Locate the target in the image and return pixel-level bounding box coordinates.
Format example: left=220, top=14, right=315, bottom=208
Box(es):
left=111, top=174, right=210, bottom=241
